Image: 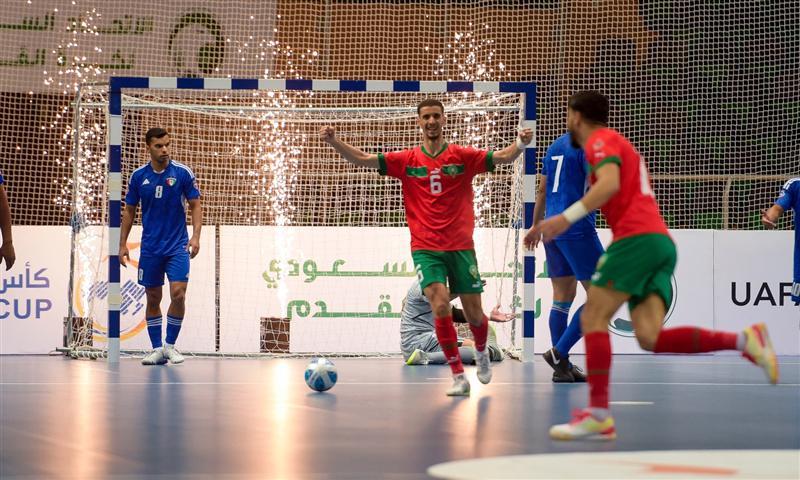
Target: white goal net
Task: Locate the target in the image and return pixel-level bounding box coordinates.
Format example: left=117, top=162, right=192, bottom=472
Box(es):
left=0, top=0, right=795, bottom=356
left=68, top=85, right=528, bottom=357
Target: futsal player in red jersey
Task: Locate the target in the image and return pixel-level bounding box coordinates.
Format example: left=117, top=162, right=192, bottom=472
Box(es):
left=528, top=91, right=779, bottom=440
left=322, top=99, right=533, bottom=396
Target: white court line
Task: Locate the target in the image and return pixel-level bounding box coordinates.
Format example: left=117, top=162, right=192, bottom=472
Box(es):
left=428, top=449, right=800, bottom=480
left=610, top=359, right=800, bottom=365
left=1, top=381, right=798, bottom=386
left=609, top=401, right=655, bottom=405
left=337, top=382, right=800, bottom=387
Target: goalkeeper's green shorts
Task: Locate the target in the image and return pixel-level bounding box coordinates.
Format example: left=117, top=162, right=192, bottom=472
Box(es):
left=591, top=233, right=676, bottom=311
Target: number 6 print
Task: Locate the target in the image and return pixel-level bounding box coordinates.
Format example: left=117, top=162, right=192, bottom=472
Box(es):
left=430, top=173, right=442, bottom=194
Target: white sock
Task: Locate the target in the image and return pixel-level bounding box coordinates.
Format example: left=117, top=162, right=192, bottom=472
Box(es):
left=589, top=408, right=610, bottom=420
left=736, top=332, right=746, bottom=351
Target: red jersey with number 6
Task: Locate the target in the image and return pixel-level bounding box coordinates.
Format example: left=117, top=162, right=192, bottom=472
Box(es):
left=585, top=128, right=669, bottom=241
left=379, top=143, right=494, bottom=251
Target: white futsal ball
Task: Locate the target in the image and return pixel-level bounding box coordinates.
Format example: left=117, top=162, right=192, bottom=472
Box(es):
left=304, top=357, right=338, bottom=392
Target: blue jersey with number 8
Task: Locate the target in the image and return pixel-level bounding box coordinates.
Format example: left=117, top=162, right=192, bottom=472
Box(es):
left=125, top=161, right=200, bottom=256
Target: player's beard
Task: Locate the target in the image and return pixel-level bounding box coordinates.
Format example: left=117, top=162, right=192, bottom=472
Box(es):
left=424, top=127, right=441, bottom=141
left=151, top=156, right=169, bottom=170
left=567, top=125, right=581, bottom=149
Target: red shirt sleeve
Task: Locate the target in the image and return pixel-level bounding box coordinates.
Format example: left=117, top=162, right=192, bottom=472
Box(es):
left=586, top=132, right=623, bottom=170
left=378, top=150, right=411, bottom=178
left=457, top=145, right=494, bottom=176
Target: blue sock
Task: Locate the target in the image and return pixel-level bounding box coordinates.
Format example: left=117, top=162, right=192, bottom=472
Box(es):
left=165, top=315, right=183, bottom=345
left=555, top=304, right=584, bottom=360
left=549, top=301, right=572, bottom=346
left=146, top=315, right=163, bottom=348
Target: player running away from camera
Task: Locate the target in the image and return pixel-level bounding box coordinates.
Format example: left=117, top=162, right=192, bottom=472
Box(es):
left=762, top=177, right=800, bottom=305
left=120, top=128, right=203, bottom=366
left=528, top=132, right=605, bottom=383
left=401, top=279, right=513, bottom=366
left=528, top=91, right=779, bottom=441
left=0, top=170, right=16, bottom=270
left=322, top=99, right=533, bottom=396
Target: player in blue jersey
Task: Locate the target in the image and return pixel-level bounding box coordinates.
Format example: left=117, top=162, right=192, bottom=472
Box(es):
left=525, top=133, right=604, bottom=382
left=0, top=170, right=15, bottom=270
left=120, top=128, right=203, bottom=365
left=762, top=177, right=800, bottom=305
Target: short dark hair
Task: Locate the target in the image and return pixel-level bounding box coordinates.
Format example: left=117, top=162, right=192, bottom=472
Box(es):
left=417, top=99, right=444, bottom=115
left=145, top=127, right=169, bottom=145
left=568, top=91, right=609, bottom=125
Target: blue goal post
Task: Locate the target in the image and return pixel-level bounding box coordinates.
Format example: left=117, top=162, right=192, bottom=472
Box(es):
left=106, top=77, right=538, bottom=363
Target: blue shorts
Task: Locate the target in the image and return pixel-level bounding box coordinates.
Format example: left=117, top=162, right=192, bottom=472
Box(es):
left=138, top=251, right=190, bottom=287
left=544, top=234, right=605, bottom=281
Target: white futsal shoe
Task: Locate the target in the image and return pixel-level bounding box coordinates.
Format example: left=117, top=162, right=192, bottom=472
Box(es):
left=163, top=343, right=185, bottom=364
left=446, top=373, right=471, bottom=396
left=405, top=349, right=430, bottom=366
left=475, top=348, right=492, bottom=384
left=141, top=347, right=167, bottom=366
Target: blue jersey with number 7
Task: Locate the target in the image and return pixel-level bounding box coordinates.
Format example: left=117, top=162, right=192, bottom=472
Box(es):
left=541, top=133, right=596, bottom=239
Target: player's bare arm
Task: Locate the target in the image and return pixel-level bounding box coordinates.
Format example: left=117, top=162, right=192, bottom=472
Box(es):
left=119, top=203, right=136, bottom=267
left=492, top=128, right=534, bottom=164
left=761, top=204, right=784, bottom=230
left=0, top=184, right=15, bottom=270
left=489, top=306, right=515, bottom=322
left=320, top=126, right=380, bottom=169
left=525, top=174, right=548, bottom=249
left=187, top=198, right=202, bottom=258
left=527, top=162, right=620, bottom=245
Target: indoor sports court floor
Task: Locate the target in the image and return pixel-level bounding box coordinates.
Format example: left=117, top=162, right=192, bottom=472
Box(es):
left=1, top=355, right=798, bottom=479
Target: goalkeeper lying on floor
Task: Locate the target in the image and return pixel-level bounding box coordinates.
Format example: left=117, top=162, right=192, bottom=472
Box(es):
left=400, top=279, right=512, bottom=365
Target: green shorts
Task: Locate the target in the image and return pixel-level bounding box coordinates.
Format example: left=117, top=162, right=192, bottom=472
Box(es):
left=411, top=249, right=483, bottom=294
left=591, top=233, right=676, bottom=311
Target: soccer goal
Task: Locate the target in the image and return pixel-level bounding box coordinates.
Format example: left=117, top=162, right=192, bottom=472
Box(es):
left=66, top=77, right=537, bottom=363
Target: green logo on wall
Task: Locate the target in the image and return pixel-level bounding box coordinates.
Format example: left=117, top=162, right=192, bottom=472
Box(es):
left=608, top=275, right=679, bottom=337
left=168, top=12, right=225, bottom=77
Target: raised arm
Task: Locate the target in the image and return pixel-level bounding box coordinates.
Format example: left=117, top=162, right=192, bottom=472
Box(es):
left=320, top=126, right=379, bottom=169
left=763, top=178, right=799, bottom=228
left=761, top=204, right=784, bottom=230
left=492, top=128, right=534, bottom=165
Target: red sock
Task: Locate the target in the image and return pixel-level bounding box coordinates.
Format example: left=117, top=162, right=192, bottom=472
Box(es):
left=654, top=327, right=738, bottom=353
left=434, top=315, right=464, bottom=375
left=585, top=331, right=611, bottom=410
left=468, top=314, right=489, bottom=352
